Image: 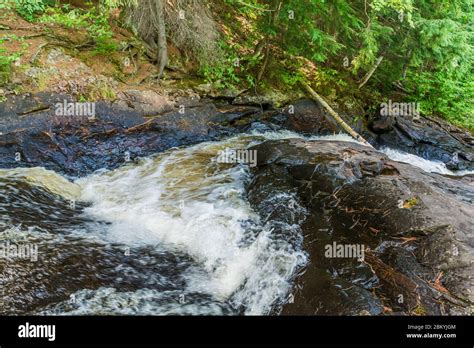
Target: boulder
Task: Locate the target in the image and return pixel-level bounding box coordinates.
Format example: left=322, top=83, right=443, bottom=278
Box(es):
left=279, top=99, right=339, bottom=135
left=117, top=89, right=174, bottom=116
left=247, top=138, right=474, bottom=315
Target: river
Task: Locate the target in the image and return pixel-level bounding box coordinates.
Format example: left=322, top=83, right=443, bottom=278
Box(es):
left=0, top=130, right=471, bottom=315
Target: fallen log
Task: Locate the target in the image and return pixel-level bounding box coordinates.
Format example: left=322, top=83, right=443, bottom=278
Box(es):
left=301, top=81, right=374, bottom=148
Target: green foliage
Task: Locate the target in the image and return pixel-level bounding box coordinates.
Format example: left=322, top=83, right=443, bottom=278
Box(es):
left=3, top=0, right=51, bottom=21
left=39, top=8, right=88, bottom=28
left=199, top=39, right=259, bottom=89
left=280, top=70, right=303, bottom=87
left=382, top=0, right=473, bottom=129
left=87, top=12, right=118, bottom=54
left=16, top=0, right=48, bottom=21
left=406, top=70, right=474, bottom=129
left=200, top=57, right=241, bottom=89
left=224, top=0, right=473, bottom=129
left=39, top=6, right=118, bottom=55
left=0, top=44, right=21, bottom=85
left=100, top=0, right=136, bottom=9
left=0, top=0, right=12, bottom=10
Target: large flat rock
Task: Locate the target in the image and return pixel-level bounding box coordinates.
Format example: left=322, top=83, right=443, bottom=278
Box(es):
left=248, top=138, right=473, bottom=315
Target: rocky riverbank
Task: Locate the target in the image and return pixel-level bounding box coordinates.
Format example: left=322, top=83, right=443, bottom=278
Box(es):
left=1, top=91, right=473, bottom=175
left=247, top=138, right=473, bottom=315
left=0, top=90, right=473, bottom=315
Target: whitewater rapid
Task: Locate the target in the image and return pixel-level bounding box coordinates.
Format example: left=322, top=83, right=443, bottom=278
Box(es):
left=0, top=130, right=471, bottom=315
left=71, top=134, right=307, bottom=315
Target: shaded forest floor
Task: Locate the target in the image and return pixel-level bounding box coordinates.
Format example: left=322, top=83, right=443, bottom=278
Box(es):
left=0, top=3, right=472, bottom=134
left=0, top=5, right=406, bottom=127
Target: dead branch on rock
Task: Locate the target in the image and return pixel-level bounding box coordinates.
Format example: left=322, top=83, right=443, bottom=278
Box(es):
left=364, top=251, right=470, bottom=310
left=125, top=119, right=155, bottom=133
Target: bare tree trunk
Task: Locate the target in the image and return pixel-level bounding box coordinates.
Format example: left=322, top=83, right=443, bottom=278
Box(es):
left=257, top=44, right=270, bottom=82
left=358, top=55, right=383, bottom=89
left=256, top=0, right=282, bottom=83
left=401, top=48, right=413, bottom=80
left=155, top=0, right=168, bottom=78
left=302, top=81, right=373, bottom=148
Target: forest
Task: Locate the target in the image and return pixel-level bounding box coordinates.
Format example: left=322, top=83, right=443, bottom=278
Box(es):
left=0, top=0, right=473, bottom=332
left=0, top=0, right=472, bottom=129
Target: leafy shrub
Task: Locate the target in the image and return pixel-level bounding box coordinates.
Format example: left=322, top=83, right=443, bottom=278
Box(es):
left=0, top=45, right=21, bottom=85
left=39, top=6, right=118, bottom=55
left=0, top=0, right=12, bottom=11
left=14, top=0, right=49, bottom=21
left=39, top=8, right=89, bottom=28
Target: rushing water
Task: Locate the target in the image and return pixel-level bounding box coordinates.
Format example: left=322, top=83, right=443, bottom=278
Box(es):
left=379, top=147, right=474, bottom=176
left=0, top=130, right=471, bottom=315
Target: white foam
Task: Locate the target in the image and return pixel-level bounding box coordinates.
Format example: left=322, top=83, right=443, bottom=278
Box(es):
left=76, top=136, right=308, bottom=314
left=42, top=288, right=230, bottom=315
left=8, top=129, right=470, bottom=315
left=379, top=147, right=474, bottom=176
left=250, top=129, right=360, bottom=143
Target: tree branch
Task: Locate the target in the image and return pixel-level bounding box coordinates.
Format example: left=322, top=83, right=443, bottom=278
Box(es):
left=358, top=55, right=384, bottom=89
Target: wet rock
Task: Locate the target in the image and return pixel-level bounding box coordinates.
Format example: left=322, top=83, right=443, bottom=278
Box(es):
left=0, top=93, right=238, bottom=177
left=248, top=138, right=474, bottom=315
left=274, top=96, right=473, bottom=171
left=233, top=90, right=292, bottom=108
left=371, top=115, right=474, bottom=171
left=215, top=105, right=261, bottom=123
left=371, top=114, right=394, bottom=132
left=279, top=99, right=339, bottom=135
left=244, top=121, right=278, bottom=133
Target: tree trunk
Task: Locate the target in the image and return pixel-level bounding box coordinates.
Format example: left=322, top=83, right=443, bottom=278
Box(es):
left=155, top=0, right=168, bottom=78
left=256, top=0, right=282, bottom=83
left=358, top=55, right=383, bottom=89
left=301, top=81, right=373, bottom=148
left=257, top=44, right=270, bottom=83
left=401, top=48, right=413, bottom=80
